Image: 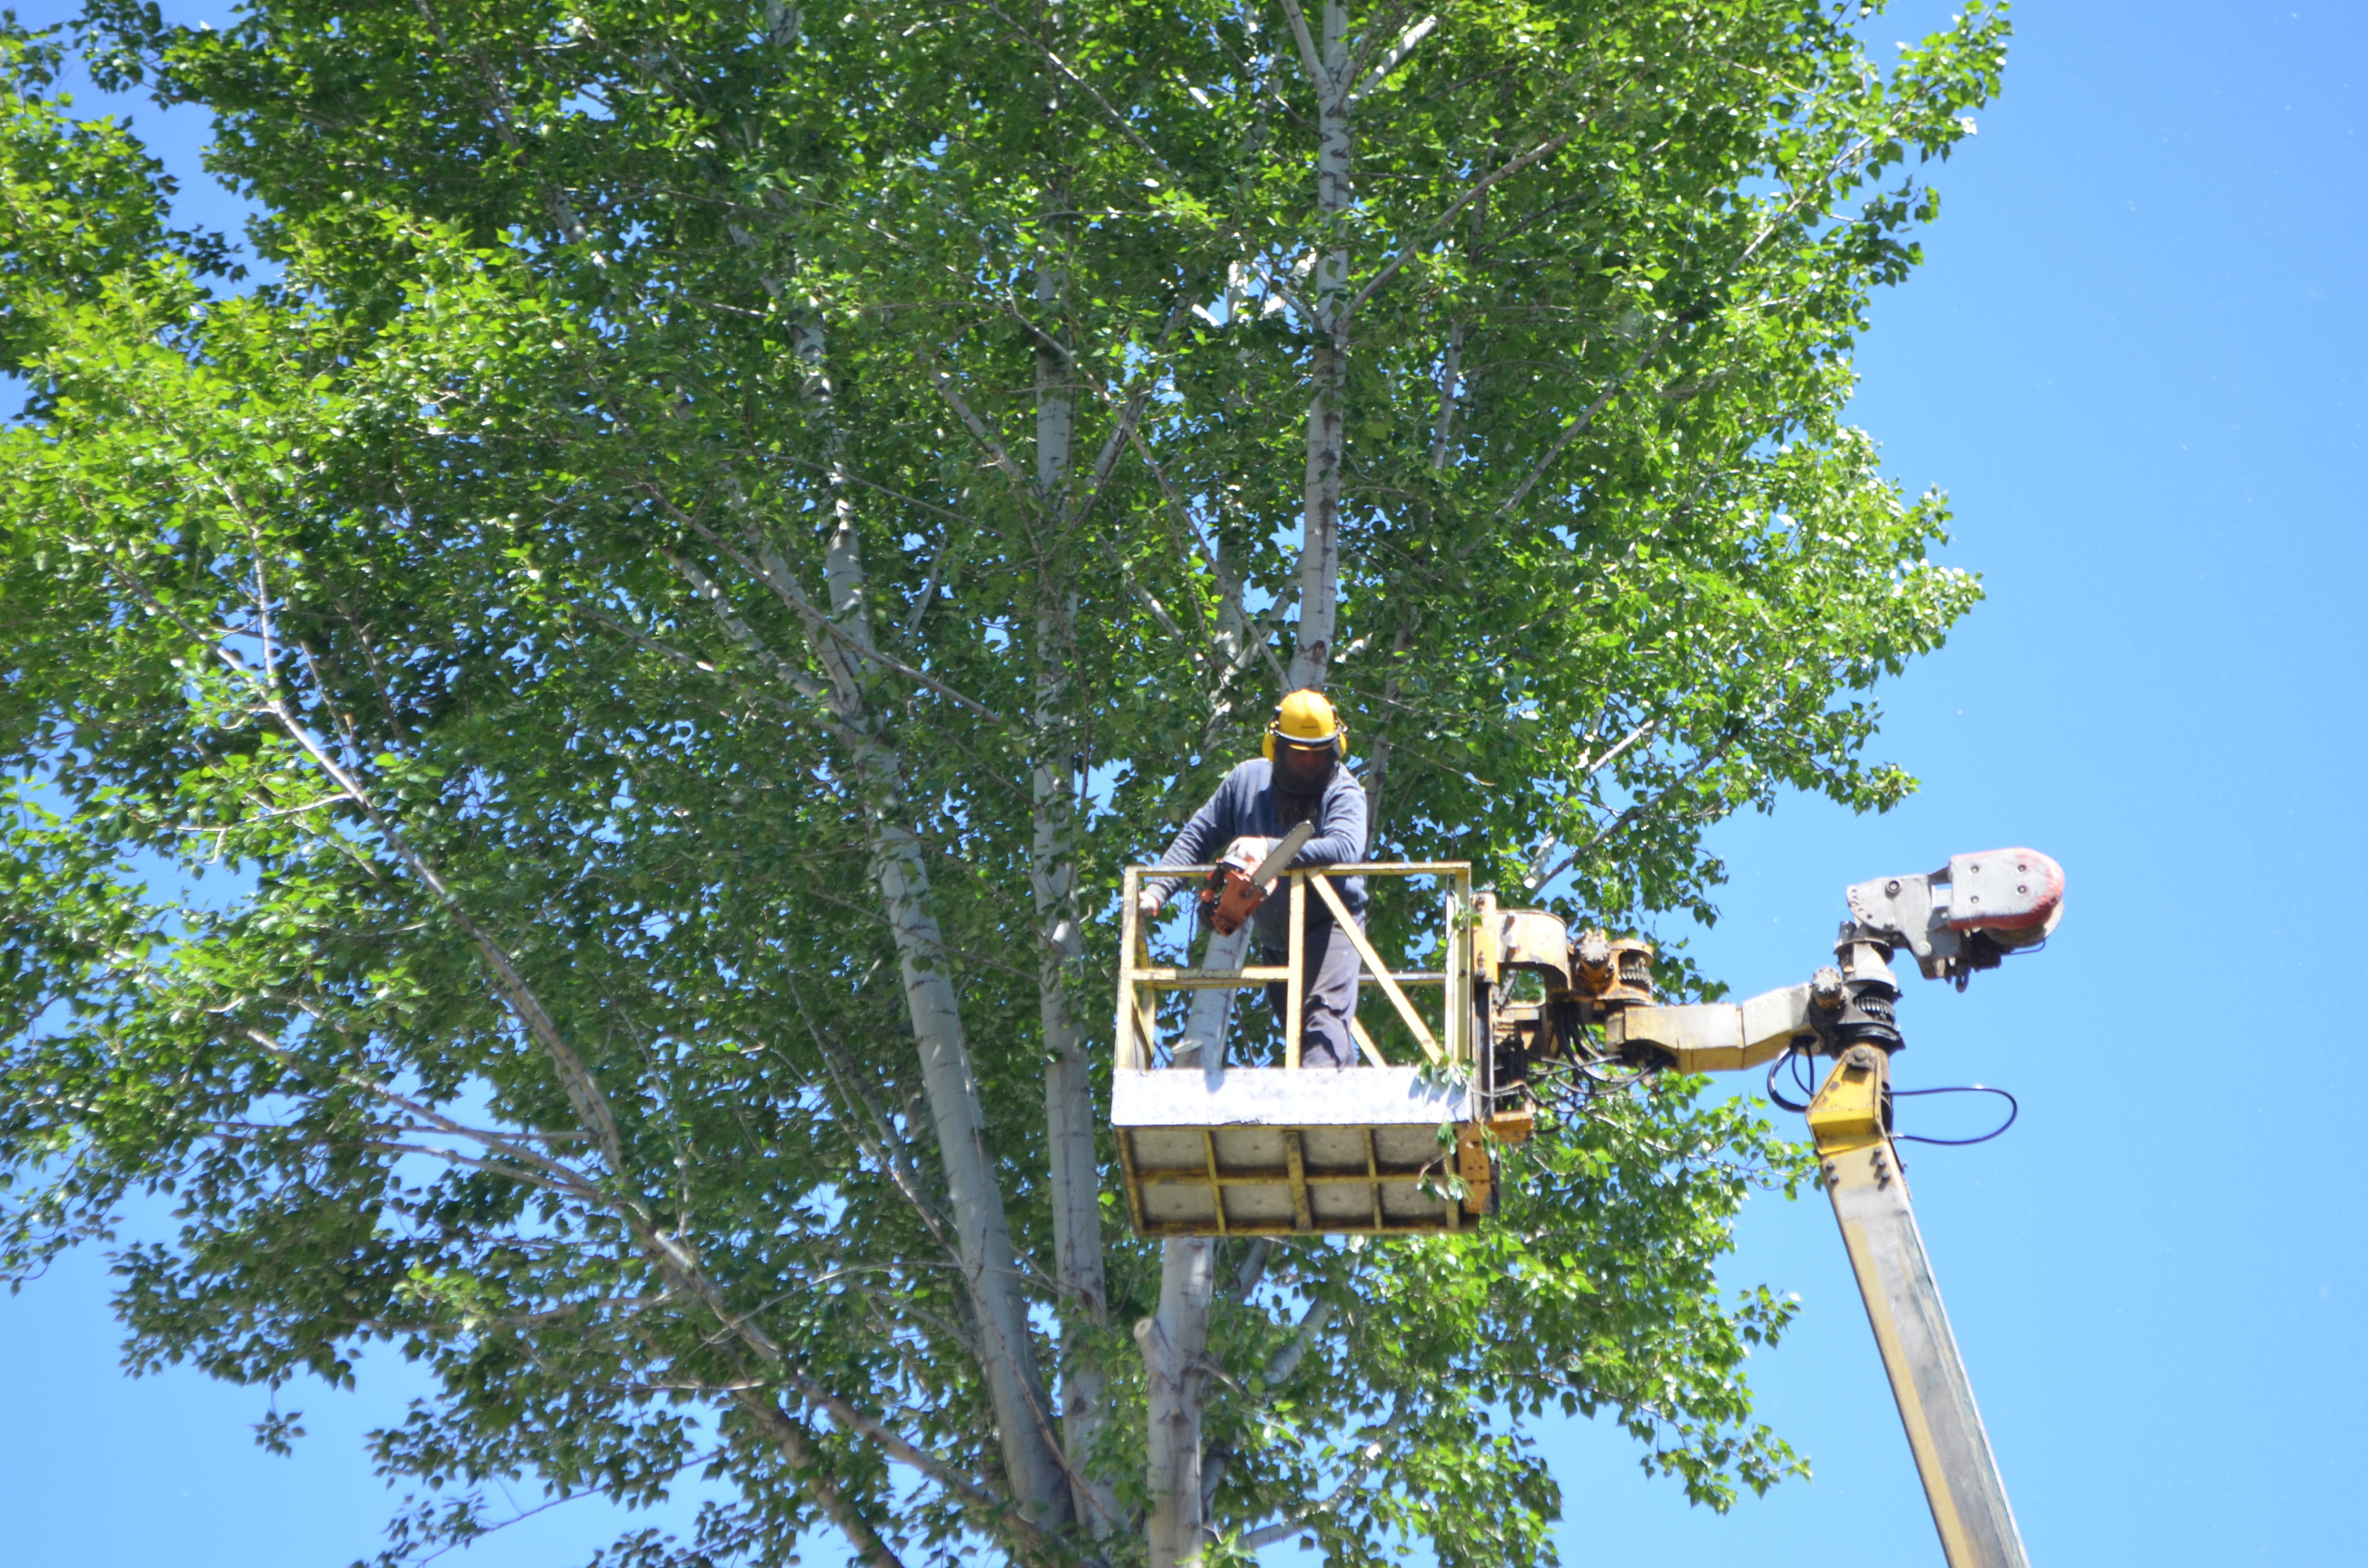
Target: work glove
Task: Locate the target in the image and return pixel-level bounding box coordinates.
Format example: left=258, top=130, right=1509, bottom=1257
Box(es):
left=1136, top=888, right=1165, bottom=922
left=1221, top=835, right=1278, bottom=871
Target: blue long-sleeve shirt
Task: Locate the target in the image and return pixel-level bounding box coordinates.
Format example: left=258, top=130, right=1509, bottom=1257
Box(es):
left=1152, top=759, right=1368, bottom=949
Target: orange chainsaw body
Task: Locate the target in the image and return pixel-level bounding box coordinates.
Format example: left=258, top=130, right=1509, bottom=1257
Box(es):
left=1201, top=862, right=1269, bottom=936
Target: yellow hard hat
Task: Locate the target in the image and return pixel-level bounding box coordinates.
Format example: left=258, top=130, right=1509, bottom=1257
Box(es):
left=1263, top=688, right=1347, bottom=762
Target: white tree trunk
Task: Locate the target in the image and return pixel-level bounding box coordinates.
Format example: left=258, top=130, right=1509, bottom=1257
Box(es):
left=1287, top=0, right=1354, bottom=694
left=1031, top=253, right=1120, bottom=1533
left=1138, top=919, right=1250, bottom=1568
left=1169, top=926, right=1251, bottom=1072
left=1142, top=4, right=1358, bottom=1558
left=798, top=331, right=1073, bottom=1530
left=1138, top=1235, right=1216, bottom=1568
left=869, top=810, right=1070, bottom=1527
left=1141, top=917, right=1241, bottom=1566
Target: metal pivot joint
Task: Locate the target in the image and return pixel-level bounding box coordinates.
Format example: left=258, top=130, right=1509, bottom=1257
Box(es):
left=1809, top=925, right=1906, bottom=1058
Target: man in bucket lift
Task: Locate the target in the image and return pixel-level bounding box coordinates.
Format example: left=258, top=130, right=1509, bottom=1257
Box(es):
left=1138, top=689, right=1370, bottom=1068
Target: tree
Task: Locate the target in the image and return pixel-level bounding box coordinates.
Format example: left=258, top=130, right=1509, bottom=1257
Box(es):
left=0, top=3, right=2003, bottom=1566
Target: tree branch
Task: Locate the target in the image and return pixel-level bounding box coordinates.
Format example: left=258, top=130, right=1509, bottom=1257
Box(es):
left=735, top=1394, right=912, bottom=1568
left=1339, top=129, right=1578, bottom=324
left=1236, top=1392, right=1414, bottom=1551
left=652, top=491, right=1006, bottom=721
left=1347, top=12, right=1437, bottom=105
left=1494, top=346, right=1656, bottom=518
left=1276, top=0, right=1330, bottom=94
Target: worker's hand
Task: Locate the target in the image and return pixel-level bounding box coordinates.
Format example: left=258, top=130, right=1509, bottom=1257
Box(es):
left=1136, top=889, right=1165, bottom=923
left=1222, top=835, right=1276, bottom=870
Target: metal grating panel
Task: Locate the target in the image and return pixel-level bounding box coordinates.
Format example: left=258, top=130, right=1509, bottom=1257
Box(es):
left=1114, top=1067, right=1474, bottom=1237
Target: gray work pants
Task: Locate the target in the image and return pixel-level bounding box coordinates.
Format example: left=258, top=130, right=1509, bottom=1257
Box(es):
left=1260, top=915, right=1365, bottom=1068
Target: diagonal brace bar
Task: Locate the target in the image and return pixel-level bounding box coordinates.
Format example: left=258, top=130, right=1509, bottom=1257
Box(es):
left=1306, top=872, right=1441, bottom=1065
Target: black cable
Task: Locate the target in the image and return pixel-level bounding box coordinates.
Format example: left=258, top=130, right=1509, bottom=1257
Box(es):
left=1763, top=1042, right=1815, bottom=1113
left=1763, top=1044, right=2019, bottom=1146
left=1892, top=1084, right=2018, bottom=1146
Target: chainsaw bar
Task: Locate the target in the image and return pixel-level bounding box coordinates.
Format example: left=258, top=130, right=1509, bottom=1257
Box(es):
left=1248, top=821, right=1317, bottom=888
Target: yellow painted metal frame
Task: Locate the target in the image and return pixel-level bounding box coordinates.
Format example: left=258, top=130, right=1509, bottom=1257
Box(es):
left=1113, top=860, right=1478, bottom=1237
left=1114, top=860, right=1475, bottom=1074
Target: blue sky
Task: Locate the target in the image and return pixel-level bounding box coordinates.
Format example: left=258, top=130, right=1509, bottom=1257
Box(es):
left=3, top=2, right=2362, bottom=1566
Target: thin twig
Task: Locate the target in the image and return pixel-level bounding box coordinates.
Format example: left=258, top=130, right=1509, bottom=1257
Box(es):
left=1237, top=1391, right=1416, bottom=1550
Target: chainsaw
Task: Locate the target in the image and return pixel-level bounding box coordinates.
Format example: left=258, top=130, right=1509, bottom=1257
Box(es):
left=1198, top=821, right=1317, bottom=937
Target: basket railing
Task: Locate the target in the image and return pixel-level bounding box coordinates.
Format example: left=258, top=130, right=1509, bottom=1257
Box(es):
left=1115, top=861, right=1475, bottom=1073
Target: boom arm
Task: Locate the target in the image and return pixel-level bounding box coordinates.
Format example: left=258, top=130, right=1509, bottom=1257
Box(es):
left=1808, top=1047, right=2031, bottom=1568
left=1566, top=974, right=2030, bottom=1562
left=1603, top=983, right=1814, bottom=1072
left=1485, top=848, right=2059, bottom=1568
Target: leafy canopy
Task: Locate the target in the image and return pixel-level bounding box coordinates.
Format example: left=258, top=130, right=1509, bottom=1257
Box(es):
left=0, top=2, right=2001, bottom=1566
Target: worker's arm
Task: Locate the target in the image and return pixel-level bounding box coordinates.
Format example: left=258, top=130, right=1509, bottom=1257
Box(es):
left=1145, top=765, right=1257, bottom=906
left=1289, top=773, right=1368, bottom=870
